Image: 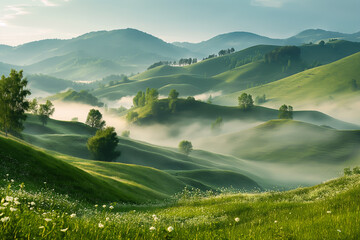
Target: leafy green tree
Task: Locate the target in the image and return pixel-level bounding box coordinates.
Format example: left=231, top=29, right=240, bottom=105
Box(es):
left=278, top=104, right=293, bottom=119
left=145, top=88, right=159, bottom=105
left=28, top=99, right=39, bottom=114
left=319, top=40, right=325, bottom=46
left=38, top=100, right=55, bottom=126
left=344, top=167, right=352, bottom=176
left=0, top=69, right=31, bottom=136
left=133, top=91, right=145, bottom=107
left=353, top=166, right=360, bottom=175
left=238, top=93, right=254, bottom=110
left=121, top=130, right=130, bottom=138
left=126, top=111, right=139, bottom=123
left=168, top=89, right=179, bottom=100
left=87, top=127, right=120, bottom=161
left=86, top=109, right=105, bottom=129
left=178, top=140, right=193, bottom=156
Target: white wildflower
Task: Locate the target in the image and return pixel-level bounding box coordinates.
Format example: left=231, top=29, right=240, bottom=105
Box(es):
left=29, top=207, right=34, bottom=211
left=102, top=205, right=106, bottom=208
left=60, top=228, right=69, bottom=232
left=10, top=179, right=14, bottom=183
left=39, top=226, right=45, bottom=229
left=149, top=226, right=156, bottom=231
left=2, top=202, right=9, bottom=207
left=106, top=217, right=109, bottom=221
left=0, top=207, right=5, bottom=210
left=44, top=218, right=52, bottom=222
left=327, top=211, right=331, bottom=214
left=70, top=213, right=76, bottom=218
left=1, top=217, right=10, bottom=222
left=94, top=204, right=98, bottom=208
left=5, top=196, right=13, bottom=202
left=109, top=205, right=114, bottom=209
left=98, top=223, right=104, bottom=228
left=337, top=229, right=341, bottom=233
left=9, top=207, right=17, bottom=212
left=14, top=200, right=21, bottom=205
left=167, top=226, right=174, bottom=232
left=274, top=220, right=278, bottom=223
left=31, top=202, right=36, bottom=206
left=234, top=217, right=240, bottom=222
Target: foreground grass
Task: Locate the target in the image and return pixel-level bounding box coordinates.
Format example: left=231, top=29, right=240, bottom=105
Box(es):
left=1, top=174, right=360, bottom=239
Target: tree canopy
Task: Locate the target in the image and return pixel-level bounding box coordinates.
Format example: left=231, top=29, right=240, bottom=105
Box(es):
left=87, top=127, right=120, bottom=161
left=0, top=69, right=31, bottom=136
left=278, top=104, right=293, bottom=119
left=38, top=100, right=55, bottom=126
left=238, top=93, right=254, bottom=110
left=86, top=109, right=106, bottom=129
left=178, top=140, right=193, bottom=156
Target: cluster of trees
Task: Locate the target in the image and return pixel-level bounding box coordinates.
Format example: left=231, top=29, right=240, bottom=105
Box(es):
left=238, top=93, right=254, bottom=110
left=85, top=109, right=120, bottom=162
left=178, top=58, right=197, bottom=66
left=218, top=48, right=235, bottom=56
left=344, top=166, right=360, bottom=176
left=0, top=70, right=30, bottom=136
left=264, top=46, right=301, bottom=64
left=133, top=88, right=159, bottom=108
left=255, top=94, right=266, bottom=105
left=278, top=104, right=293, bottom=119
left=147, top=61, right=174, bottom=70
left=203, top=54, right=217, bottom=60
left=103, top=74, right=130, bottom=86
left=62, top=90, right=104, bottom=107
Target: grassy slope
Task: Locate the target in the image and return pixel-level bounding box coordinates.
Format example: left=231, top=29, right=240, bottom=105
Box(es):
left=94, top=40, right=360, bottom=100
left=1, top=170, right=360, bottom=239
left=22, top=115, right=262, bottom=191
left=0, top=134, right=188, bottom=203
left=132, top=99, right=358, bottom=130
left=197, top=119, right=360, bottom=164
left=47, top=89, right=103, bottom=107
left=216, top=51, right=360, bottom=107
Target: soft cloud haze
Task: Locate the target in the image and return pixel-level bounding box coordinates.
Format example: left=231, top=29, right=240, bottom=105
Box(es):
left=0, top=0, right=359, bottom=45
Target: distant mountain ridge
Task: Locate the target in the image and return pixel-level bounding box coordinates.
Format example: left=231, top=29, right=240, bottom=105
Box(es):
left=173, top=29, right=360, bottom=55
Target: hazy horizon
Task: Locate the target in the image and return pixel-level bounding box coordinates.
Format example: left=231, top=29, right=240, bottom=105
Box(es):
left=0, top=0, right=359, bottom=46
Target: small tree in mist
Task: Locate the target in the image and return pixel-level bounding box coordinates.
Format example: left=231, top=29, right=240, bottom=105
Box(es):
left=87, top=126, right=120, bottom=161
left=121, top=130, right=130, bottom=138
left=168, top=89, right=179, bottom=100
left=38, top=100, right=55, bottom=126
left=126, top=111, right=138, bottom=123
left=238, top=93, right=254, bottom=110
left=211, top=117, right=223, bottom=132
left=86, top=109, right=106, bottom=129
left=28, top=98, right=39, bottom=114
left=178, top=140, right=193, bottom=156
left=278, top=104, right=293, bottom=119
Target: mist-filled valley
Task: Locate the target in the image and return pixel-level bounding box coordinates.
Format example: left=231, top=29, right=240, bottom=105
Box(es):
left=1, top=4, right=360, bottom=237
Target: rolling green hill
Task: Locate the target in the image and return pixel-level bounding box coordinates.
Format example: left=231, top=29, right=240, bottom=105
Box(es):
left=196, top=119, right=360, bottom=164
left=47, top=89, right=104, bottom=107
left=216, top=51, right=360, bottom=107
left=21, top=115, right=263, bottom=190
left=129, top=98, right=358, bottom=130
left=0, top=134, right=186, bottom=203
left=95, top=40, right=360, bottom=100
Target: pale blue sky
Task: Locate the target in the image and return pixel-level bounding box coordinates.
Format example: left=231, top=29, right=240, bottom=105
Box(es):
left=0, top=0, right=359, bottom=46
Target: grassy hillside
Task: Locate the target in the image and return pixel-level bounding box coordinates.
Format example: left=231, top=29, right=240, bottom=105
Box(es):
left=96, top=40, right=360, bottom=100
left=1, top=167, right=360, bottom=239
left=93, top=74, right=220, bottom=100
left=129, top=98, right=358, bottom=129
left=47, top=89, right=104, bottom=107
left=217, top=51, right=360, bottom=107
left=196, top=119, right=360, bottom=164
left=0, top=134, right=186, bottom=203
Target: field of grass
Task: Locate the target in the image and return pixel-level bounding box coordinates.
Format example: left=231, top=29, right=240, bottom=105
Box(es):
left=1, top=166, right=360, bottom=239
left=216, top=51, right=360, bottom=107
left=196, top=119, right=360, bottom=165
left=0, top=133, right=190, bottom=203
